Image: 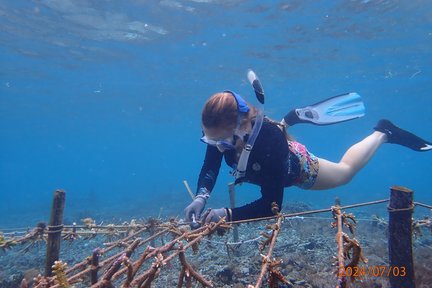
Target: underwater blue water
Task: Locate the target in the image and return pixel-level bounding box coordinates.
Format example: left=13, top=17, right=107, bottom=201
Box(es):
left=1, top=0, right=431, bottom=228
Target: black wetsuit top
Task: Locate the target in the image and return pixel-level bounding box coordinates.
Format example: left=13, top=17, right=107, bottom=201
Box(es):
left=197, top=120, right=301, bottom=221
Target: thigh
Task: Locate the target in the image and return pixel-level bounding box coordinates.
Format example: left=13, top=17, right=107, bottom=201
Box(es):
left=311, top=158, right=352, bottom=190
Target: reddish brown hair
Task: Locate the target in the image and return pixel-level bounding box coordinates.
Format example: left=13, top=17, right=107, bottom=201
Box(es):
left=201, top=91, right=293, bottom=141
left=202, top=92, right=241, bottom=130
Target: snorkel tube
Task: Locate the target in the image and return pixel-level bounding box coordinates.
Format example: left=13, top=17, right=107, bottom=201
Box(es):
left=234, top=69, right=265, bottom=180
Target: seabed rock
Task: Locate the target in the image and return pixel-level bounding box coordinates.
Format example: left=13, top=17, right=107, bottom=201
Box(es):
left=216, top=266, right=234, bottom=284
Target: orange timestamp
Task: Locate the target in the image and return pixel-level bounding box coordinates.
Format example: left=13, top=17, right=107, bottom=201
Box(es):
left=339, top=265, right=407, bottom=277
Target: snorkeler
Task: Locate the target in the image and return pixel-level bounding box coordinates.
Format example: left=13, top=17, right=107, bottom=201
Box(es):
left=184, top=72, right=432, bottom=226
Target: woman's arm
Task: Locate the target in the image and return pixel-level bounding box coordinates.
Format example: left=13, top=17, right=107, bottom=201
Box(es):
left=196, top=145, right=223, bottom=195
left=230, top=183, right=284, bottom=221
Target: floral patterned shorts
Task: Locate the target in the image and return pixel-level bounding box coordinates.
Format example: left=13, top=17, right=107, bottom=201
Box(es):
left=288, top=141, right=319, bottom=189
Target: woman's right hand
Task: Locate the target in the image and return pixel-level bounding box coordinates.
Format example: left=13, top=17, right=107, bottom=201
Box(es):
left=184, top=196, right=206, bottom=228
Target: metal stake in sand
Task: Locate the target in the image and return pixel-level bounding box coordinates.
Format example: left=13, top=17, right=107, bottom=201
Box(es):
left=45, top=189, right=66, bottom=276
left=91, top=248, right=101, bottom=284
left=228, top=182, right=239, bottom=243
left=388, top=186, right=415, bottom=288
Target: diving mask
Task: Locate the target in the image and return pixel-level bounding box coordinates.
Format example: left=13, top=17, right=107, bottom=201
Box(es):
left=200, top=134, right=236, bottom=152
left=200, top=128, right=248, bottom=152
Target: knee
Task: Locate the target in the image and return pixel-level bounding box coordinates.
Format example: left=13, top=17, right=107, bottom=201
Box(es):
left=338, top=173, right=353, bottom=186
left=322, top=162, right=355, bottom=187
left=336, top=163, right=355, bottom=185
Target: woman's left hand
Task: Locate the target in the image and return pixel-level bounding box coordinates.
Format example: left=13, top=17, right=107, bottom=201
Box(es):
left=202, top=208, right=227, bottom=224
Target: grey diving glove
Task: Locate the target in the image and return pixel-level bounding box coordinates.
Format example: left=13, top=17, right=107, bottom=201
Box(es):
left=202, top=208, right=227, bottom=224
left=184, top=189, right=210, bottom=228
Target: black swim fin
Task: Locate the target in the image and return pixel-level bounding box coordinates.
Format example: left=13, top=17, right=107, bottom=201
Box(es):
left=283, top=92, right=365, bottom=126
left=374, top=119, right=432, bottom=151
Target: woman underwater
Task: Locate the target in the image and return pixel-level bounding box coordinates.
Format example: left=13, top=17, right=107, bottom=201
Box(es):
left=184, top=86, right=431, bottom=226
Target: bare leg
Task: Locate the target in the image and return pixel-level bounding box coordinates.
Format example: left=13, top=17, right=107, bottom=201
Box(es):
left=311, top=131, right=387, bottom=190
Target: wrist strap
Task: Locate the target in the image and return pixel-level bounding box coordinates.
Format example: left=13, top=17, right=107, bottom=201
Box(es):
left=195, top=194, right=209, bottom=202
left=197, top=187, right=211, bottom=199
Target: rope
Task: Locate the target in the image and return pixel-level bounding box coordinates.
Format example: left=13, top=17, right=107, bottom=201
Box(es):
left=188, top=216, right=342, bottom=247
left=47, top=224, right=64, bottom=234
left=201, top=212, right=391, bottom=247
left=387, top=204, right=415, bottom=213
left=202, top=235, right=263, bottom=246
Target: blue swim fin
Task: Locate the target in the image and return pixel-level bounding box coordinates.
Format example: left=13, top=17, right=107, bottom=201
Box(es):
left=283, top=92, right=366, bottom=126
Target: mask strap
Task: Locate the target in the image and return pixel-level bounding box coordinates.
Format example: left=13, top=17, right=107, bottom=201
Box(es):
left=224, top=90, right=250, bottom=113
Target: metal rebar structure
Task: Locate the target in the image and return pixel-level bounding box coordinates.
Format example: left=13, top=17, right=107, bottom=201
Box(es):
left=2, top=189, right=431, bottom=287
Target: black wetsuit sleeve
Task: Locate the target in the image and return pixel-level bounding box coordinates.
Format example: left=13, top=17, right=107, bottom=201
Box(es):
left=230, top=183, right=284, bottom=221
left=196, top=145, right=223, bottom=195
